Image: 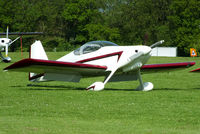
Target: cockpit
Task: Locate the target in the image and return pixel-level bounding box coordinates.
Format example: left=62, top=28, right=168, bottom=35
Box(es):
left=74, top=41, right=118, bottom=55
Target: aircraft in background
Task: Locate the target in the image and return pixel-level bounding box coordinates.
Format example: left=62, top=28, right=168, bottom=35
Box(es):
left=0, top=26, right=43, bottom=63
left=4, top=40, right=195, bottom=91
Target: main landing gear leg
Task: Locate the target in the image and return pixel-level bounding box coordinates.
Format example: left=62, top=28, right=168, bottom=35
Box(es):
left=87, top=69, right=117, bottom=91
left=135, top=69, right=153, bottom=91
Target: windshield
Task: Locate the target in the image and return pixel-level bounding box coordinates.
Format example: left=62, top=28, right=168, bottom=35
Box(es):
left=74, top=41, right=118, bottom=55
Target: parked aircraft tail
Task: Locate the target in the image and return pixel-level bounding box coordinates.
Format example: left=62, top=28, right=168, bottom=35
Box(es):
left=29, top=40, right=48, bottom=81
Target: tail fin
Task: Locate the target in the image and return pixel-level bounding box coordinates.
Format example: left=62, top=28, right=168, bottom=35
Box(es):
left=29, top=40, right=48, bottom=81
left=30, top=40, right=48, bottom=60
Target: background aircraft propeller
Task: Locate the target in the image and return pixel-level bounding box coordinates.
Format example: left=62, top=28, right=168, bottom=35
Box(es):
left=150, top=40, right=165, bottom=48
left=4, top=26, right=20, bottom=58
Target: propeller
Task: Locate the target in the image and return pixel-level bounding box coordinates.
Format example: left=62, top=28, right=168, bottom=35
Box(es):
left=6, top=26, right=8, bottom=38
left=5, top=42, right=8, bottom=57
left=5, top=26, right=9, bottom=57
left=8, top=36, right=20, bottom=45
left=150, top=40, right=164, bottom=48
left=4, top=26, right=20, bottom=57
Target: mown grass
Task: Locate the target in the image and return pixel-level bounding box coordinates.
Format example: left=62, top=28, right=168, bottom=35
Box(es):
left=0, top=52, right=200, bottom=134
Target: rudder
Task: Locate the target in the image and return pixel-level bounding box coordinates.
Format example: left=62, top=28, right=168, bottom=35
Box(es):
left=29, top=40, right=48, bottom=81
left=30, top=40, right=48, bottom=60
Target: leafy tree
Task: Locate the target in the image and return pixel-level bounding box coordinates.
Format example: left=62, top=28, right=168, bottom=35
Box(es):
left=0, top=0, right=15, bottom=31
left=168, top=0, right=200, bottom=56
left=0, top=0, right=199, bottom=56
left=62, top=0, right=100, bottom=43
left=8, top=0, right=66, bottom=51
left=62, top=0, right=120, bottom=45
left=84, top=23, right=120, bottom=41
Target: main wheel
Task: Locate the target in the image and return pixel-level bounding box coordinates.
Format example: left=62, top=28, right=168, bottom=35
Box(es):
left=136, top=82, right=153, bottom=91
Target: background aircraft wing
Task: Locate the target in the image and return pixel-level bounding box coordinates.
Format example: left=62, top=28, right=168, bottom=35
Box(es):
left=4, top=58, right=108, bottom=77
left=141, top=62, right=195, bottom=73
left=0, top=32, right=43, bottom=35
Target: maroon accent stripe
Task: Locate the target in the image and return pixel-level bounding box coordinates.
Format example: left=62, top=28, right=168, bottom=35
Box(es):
left=29, top=73, right=44, bottom=81
left=142, top=62, right=195, bottom=69
left=29, top=45, right=31, bottom=58
left=86, top=85, right=95, bottom=91
left=76, top=51, right=123, bottom=63
left=20, top=36, right=23, bottom=59
left=4, top=58, right=107, bottom=70
left=190, top=68, right=200, bottom=72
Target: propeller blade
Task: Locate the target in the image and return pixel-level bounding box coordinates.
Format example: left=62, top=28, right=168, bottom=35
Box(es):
left=150, top=40, right=164, bottom=48
left=5, top=36, right=20, bottom=57
left=6, top=26, right=9, bottom=38
left=8, top=36, right=20, bottom=46
left=5, top=44, right=8, bottom=57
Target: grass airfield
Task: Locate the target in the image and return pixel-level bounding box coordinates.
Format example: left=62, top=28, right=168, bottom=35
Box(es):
left=1, top=52, right=200, bottom=134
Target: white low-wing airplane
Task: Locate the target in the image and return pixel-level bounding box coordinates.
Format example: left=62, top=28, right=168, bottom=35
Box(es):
left=0, top=27, right=20, bottom=62
left=4, top=40, right=195, bottom=91
left=0, top=26, right=43, bottom=62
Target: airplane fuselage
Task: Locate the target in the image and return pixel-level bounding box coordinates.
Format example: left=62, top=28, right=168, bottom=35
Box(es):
left=57, top=45, right=152, bottom=73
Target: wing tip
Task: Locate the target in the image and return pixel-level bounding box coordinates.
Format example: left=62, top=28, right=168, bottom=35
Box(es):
left=188, top=62, right=196, bottom=67
left=190, top=68, right=200, bottom=72
left=3, top=58, right=31, bottom=71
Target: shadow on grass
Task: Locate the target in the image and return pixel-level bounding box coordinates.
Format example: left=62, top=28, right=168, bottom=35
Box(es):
left=12, top=84, right=84, bottom=91
left=11, top=84, right=199, bottom=92
left=105, top=88, right=178, bottom=91
left=25, top=85, right=144, bottom=91
left=106, top=87, right=199, bottom=91
left=153, top=88, right=199, bottom=91
left=192, top=87, right=200, bottom=90
left=13, top=84, right=134, bottom=91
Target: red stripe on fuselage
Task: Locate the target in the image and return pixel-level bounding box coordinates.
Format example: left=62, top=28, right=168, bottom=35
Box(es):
left=29, top=73, right=44, bottom=81
left=76, top=51, right=123, bottom=63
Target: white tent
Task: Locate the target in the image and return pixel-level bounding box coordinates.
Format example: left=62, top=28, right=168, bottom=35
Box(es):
left=151, top=47, right=177, bottom=57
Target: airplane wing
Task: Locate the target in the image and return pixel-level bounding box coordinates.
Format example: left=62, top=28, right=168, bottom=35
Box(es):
left=4, top=58, right=108, bottom=77
left=4, top=59, right=195, bottom=83
left=0, top=32, right=43, bottom=36
left=109, top=62, right=195, bottom=82
left=141, top=62, right=195, bottom=73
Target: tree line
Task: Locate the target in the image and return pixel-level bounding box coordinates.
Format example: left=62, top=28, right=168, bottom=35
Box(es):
left=0, top=0, right=200, bottom=56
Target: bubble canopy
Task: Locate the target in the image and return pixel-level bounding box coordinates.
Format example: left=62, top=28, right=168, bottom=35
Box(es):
left=74, top=41, right=118, bottom=55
